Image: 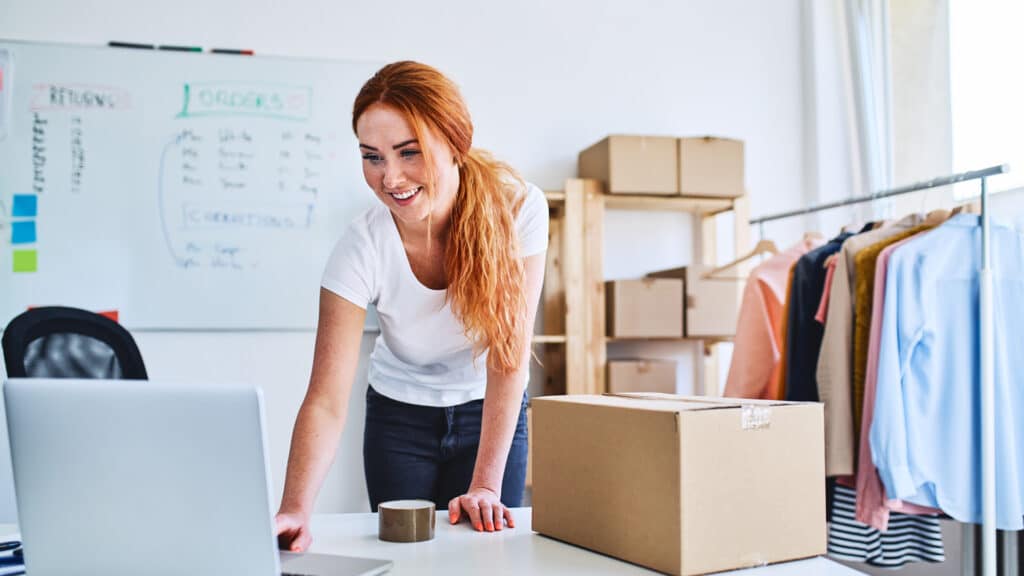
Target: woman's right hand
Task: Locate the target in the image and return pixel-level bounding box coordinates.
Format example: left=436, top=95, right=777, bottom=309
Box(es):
left=275, top=510, right=312, bottom=552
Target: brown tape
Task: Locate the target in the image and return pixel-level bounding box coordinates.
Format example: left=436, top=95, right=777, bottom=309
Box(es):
left=378, top=500, right=436, bottom=543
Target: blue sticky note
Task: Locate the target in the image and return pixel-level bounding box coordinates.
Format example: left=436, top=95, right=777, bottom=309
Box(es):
left=12, top=195, right=37, bottom=217
left=11, top=221, right=35, bottom=244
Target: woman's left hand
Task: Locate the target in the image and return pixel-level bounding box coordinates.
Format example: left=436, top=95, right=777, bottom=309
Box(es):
left=448, top=486, right=515, bottom=532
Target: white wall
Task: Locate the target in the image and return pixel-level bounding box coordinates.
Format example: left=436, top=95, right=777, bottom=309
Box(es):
left=0, top=0, right=808, bottom=514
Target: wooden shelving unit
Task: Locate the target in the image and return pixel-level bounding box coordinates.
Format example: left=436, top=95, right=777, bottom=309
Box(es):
left=535, top=178, right=749, bottom=398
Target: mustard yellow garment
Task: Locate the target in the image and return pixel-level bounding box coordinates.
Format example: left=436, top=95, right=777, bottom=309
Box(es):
left=850, top=223, right=938, bottom=456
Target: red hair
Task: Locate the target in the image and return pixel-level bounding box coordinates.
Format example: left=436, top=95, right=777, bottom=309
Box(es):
left=353, top=61, right=527, bottom=374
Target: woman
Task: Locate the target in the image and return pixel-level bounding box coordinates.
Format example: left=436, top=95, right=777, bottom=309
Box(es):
left=275, top=61, right=547, bottom=551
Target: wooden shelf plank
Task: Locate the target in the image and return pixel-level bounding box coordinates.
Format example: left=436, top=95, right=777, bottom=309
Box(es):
left=544, top=190, right=566, bottom=202
left=603, top=194, right=733, bottom=214
left=532, top=334, right=567, bottom=344
left=605, top=336, right=733, bottom=343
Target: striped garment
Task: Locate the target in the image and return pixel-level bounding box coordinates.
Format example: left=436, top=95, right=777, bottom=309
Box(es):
left=828, top=485, right=945, bottom=567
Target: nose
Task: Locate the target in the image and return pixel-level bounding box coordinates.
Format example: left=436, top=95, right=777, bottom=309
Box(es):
left=382, top=161, right=405, bottom=190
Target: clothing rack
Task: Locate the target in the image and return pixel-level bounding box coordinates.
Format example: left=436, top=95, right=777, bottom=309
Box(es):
left=751, top=164, right=1010, bottom=576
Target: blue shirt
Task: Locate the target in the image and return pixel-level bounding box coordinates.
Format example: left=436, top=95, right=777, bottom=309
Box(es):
left=870, top=214, right=1024, bottom=529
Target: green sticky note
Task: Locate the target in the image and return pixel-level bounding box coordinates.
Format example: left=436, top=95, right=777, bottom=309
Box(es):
left=12, top=250, right=37, bottom=273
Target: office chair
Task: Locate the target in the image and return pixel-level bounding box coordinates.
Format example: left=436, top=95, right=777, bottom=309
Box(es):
left=2, top=306, right=148, bottom=380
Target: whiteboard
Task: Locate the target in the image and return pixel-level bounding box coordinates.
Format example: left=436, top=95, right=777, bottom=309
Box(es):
left=0, top=40, right=379, bottom=330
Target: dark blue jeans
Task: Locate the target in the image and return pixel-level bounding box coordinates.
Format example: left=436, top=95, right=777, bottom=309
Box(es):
left=363, top=384, right=528, bottom=512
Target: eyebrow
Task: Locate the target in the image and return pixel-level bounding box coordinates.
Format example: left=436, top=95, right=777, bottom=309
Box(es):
left=358, top=139, right=419, bottom=151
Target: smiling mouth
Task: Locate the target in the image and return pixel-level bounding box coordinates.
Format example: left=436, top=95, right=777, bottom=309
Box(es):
left=389, top=186, right=422, bottom=201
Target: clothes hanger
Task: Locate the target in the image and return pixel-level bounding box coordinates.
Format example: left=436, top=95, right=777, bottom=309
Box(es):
left=923, top=208, right=952, bottom=225
left=702, top=238, right=779, bottom=280
left=952, top=201, right=981, bottom=215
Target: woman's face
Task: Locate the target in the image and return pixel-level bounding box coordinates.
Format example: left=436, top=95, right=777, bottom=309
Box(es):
left=355, top=103, right=459, bottom=228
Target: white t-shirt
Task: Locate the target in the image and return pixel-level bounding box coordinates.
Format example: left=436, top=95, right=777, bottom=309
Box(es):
left=321, top=182, right=548, bottom=407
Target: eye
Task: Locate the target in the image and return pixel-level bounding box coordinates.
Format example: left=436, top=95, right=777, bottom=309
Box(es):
left=400, top=149, right=421, bottom=159
left=362, top=153, right=383, bottom=164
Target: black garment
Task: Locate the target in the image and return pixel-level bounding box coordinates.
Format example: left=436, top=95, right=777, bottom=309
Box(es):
left=783, top=233, right=853, bottom=401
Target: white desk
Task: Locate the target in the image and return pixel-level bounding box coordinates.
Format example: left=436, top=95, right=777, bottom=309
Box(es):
left=307, top=508, right=863, bottom=575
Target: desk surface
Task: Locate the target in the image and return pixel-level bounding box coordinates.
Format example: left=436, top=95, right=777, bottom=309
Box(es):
left=306, top=508, right=863, bottom=575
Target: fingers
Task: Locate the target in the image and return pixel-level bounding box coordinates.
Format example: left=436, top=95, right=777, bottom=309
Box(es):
left=503, top=506, right=515, bottom=529
left=448, top=497, right=461, bottom=525
left=292, top=526, right=312, bottom=552
left=480, top=501, right=495, bottom=532
left=465, top=498, right=484, bottom=532
left=274, top=513, right=312, bottom=552
left=492, top=504, right=504, bottom=531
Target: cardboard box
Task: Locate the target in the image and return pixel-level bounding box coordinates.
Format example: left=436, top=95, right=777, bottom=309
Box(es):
left=606, top=278, right=684, bottom=338
left=526, top=406, right=533, bottom=487
left=532, top=394, right=826, bottom=575
left=678, top=136, right=745, bottom=198
left=578, top=135, right=678, bottom=195
left=647, top=266, right=741, bottom=338
left=607, top=360, right=677, bottom=394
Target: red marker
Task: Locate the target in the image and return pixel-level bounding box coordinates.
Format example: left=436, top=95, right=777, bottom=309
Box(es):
left=210, top=48, right=254, bottom=56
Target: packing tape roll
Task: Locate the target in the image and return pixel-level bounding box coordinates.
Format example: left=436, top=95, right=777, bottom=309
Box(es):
left=378, top=499, right=436, bottom=543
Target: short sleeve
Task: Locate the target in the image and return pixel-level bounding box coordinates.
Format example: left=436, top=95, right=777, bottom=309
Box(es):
left=320, top=215, right=377, bottom=309
left=516, top=183, right=549, bottom=257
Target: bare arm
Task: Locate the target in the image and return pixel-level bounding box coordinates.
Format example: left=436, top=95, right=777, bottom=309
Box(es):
left=449, top=252, right=546, bottom=531
left=276, top=288, right=366, bottom=550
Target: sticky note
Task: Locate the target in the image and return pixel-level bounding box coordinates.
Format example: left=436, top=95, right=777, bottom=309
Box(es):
left=11, top=221, right=35, bottom=244
left=12, top=249, right=37, bottom=273
left=12, top=194, right=37, bottom=217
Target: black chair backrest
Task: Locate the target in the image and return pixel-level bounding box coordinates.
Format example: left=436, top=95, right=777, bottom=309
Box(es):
left=2, top=306, right=148, bottom=380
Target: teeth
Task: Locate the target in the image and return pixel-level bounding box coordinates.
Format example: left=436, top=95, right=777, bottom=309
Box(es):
left=391, top=186, right=420, bottom=200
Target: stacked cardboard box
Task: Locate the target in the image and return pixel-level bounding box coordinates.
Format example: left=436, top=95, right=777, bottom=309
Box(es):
left=606, top=360, right=677, bottom=394
left=578, top=135, right=745, bottom=198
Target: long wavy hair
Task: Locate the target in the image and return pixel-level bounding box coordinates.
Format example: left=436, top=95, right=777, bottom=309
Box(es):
left=352, top=61, right=527, bottom=374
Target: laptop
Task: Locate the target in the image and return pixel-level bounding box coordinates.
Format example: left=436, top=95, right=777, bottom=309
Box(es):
left=3, top=378, right=392, bottom=576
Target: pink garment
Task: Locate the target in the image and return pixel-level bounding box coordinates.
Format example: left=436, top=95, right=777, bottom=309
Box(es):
left=855, top=237, right=943, bottom=530
left=814, top=258, right=839, bottom=324
left=724, top=238, right=823, bottom=399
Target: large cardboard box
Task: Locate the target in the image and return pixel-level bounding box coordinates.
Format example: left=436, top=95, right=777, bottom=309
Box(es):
left=607, top=360, right=677, bottom=394
left=678, top=136, right=745, bottom=198
left=532, top=394, right=826, bottom=575
left=606, top=278, right=684, bottom=338
left=578, top=135, right=678, bottom=195
left=647, top=266, right=741, bottom=338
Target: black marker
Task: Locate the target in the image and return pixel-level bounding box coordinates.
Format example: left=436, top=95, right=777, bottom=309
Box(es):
left=108, top=41, right=155, bottom=50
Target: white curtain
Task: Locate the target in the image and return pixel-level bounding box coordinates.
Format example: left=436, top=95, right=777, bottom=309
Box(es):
left=838, top=0, right=895, bottom=217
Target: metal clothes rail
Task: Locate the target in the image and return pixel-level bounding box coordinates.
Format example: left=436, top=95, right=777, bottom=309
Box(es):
left=751, top=164, right=1010, bottom=576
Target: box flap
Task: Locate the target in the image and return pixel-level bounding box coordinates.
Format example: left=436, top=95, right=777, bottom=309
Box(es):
left=607, top=392, right=803, bottom=407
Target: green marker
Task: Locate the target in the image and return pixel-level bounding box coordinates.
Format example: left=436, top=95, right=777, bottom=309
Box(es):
left=158, top=45, right=202, bottom=52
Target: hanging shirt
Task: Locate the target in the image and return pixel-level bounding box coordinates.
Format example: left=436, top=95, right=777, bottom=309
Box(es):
left=851, top=224, right=936, bottom=451
left=856, top=235, right=942, bottom=531
left=817, top=215, right=924, bottom=477
left=871, top=214, right=1024, bottom=529
left=724, top=237, right=821, bottom=399
left=783, top=233, right=852, bottom=401
left=815, top=258, right=838, bottom=324
left=827, top=485, right=945, bottom=568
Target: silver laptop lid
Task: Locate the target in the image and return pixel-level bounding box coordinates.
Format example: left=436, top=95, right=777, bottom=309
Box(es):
left=4, top=378, right=281, bottom=576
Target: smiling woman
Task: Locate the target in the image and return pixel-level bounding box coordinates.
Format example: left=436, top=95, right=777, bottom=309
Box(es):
left=275, top=61, right=549, bottom=551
